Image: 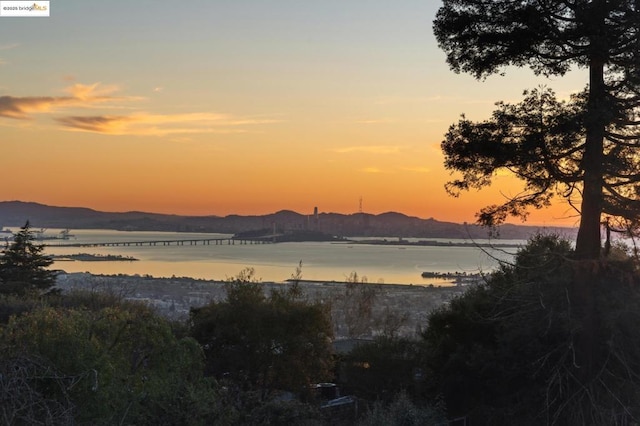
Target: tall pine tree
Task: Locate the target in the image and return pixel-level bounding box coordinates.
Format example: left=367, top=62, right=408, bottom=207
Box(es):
left=0, top=221, right=56, bottom=295
left=434, top=0, right=640, bottom=400
left=434, top=0, right=640, bottom=259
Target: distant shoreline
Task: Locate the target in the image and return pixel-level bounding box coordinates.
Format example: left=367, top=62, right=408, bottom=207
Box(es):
left=57, top=271, right=466, bottom=289
left=52, top=253, right=139, bottom=262
left=347, top=239, right=522, bottom=248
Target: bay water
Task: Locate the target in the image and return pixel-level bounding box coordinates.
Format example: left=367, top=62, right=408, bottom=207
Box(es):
left=40, top=229, right=522, bottom=285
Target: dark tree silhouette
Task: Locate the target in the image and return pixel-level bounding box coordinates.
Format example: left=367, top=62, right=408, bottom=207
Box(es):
left=434, top=0, right=640, bottom=259
left=422, top=235, right=640, bottom=424
left=0, top=221, right=56, bottom=295
left=442, top=88, right=584, bottom=224
left=189, top=269, right=334, bottom=399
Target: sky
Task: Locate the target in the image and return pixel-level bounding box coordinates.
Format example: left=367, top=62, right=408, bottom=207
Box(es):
left=0, top=1, right=589, bottom=226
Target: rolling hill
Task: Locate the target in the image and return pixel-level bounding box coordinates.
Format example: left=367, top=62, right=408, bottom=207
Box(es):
left=0, top=201, right=576, bottom=240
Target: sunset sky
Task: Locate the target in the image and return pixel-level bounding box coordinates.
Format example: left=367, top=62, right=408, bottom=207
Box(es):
left=1, top=1, right=588, bottom=226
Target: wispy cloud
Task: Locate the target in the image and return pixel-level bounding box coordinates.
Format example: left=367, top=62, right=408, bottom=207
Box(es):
left=359, top=167, right=386, bottom=174
left=333, top=145, right=402, bottom=154
left=64, top=82, right=121, bottom=100
left=0, top=95, right=74, bottom=119
left=1, top=82, right=279, bottom=136
left=56, top=112, right=279, bottom=136
left=0, top=83, right=125, bottom=119
left=55, top=115, right=131, bottom=133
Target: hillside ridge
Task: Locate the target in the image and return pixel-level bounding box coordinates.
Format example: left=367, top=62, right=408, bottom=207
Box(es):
left=0, top=201, right=576, bottom=240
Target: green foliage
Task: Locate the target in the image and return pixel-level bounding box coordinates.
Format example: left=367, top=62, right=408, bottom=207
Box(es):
left=190, top=268, right=334, bottom=398
left=0, top=303, right=220, bottom=425
left=356, top=392, right=446, bottom=426
left=216, top=386, right=324, bottom=426
left=0, top=294, right=42, bottom=323
left=0, top=286, right=152, bottom=324
left=422, top=235, right=640, bottom=424
left=47, top=287, right=132, bottom=311
left=341, top=337, right=422, bottom=402
left=0, top=221, right=57, bottom=295
left=223, top=267, right=266, bottom=306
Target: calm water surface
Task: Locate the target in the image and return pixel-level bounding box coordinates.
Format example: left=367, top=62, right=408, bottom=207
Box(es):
left=38, top=229, right=522, bottom=285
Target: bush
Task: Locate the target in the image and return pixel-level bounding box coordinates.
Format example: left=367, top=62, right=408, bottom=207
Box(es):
left=0, top=294, right=42, bottom=323
left=340, top=336, right=422, bottom=401
left=422, top=234, right=640, bottom=424
left=356, top=392, right=445, bottom=426
left=190, top=268, right=334, bottom=398
left=0, top=304, right=222, bottom=425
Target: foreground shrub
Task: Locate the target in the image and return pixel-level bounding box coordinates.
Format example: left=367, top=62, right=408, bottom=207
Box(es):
left=0, top=294, right=42, bottom=323
left=190, top=268, right=334, bottom=398
left=0, top=284, right=140, bottom=326
left=216, top=386, right=324, bottom=426
left=422, top=234, right=640, bottom=424
left=0, top=304, right=223, bottom=425
left=356, top=392, right=445, bottom=426
left=340, top=336, right=422, bottom=401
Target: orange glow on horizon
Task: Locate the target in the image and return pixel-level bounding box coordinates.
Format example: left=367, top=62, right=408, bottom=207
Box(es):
left=0, top=3, right=588, bottom=229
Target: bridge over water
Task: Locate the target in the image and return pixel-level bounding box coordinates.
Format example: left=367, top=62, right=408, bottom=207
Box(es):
left=46, top=235, right=282, bottom=248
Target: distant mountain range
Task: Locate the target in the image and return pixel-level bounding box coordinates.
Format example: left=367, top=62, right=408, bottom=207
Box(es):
left=0, top=201, right=577, bottom=240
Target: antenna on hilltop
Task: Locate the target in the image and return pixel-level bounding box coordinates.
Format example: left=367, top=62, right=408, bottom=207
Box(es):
left=359, top=196, right=363, bottom=213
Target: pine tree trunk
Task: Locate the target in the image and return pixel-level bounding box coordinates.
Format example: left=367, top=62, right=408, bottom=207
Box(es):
left=575, top=184, right=602, bottom=259
left=572, top=13, right=608, bottom=385
left=574, top=58, right=606, bottom=260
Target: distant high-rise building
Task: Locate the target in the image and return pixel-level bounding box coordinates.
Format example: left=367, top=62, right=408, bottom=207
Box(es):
left=314, top=207, right=319, bottom=230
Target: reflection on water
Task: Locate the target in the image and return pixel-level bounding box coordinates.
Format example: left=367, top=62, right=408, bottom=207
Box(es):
left=39, top=229, right=520, bottom=285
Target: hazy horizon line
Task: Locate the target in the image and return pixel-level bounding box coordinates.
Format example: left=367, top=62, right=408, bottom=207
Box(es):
left=1, top=199, right=577, bottom=229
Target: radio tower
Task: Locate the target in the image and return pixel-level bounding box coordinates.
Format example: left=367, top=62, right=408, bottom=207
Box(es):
left=359, top=196, right=363, bottom=213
